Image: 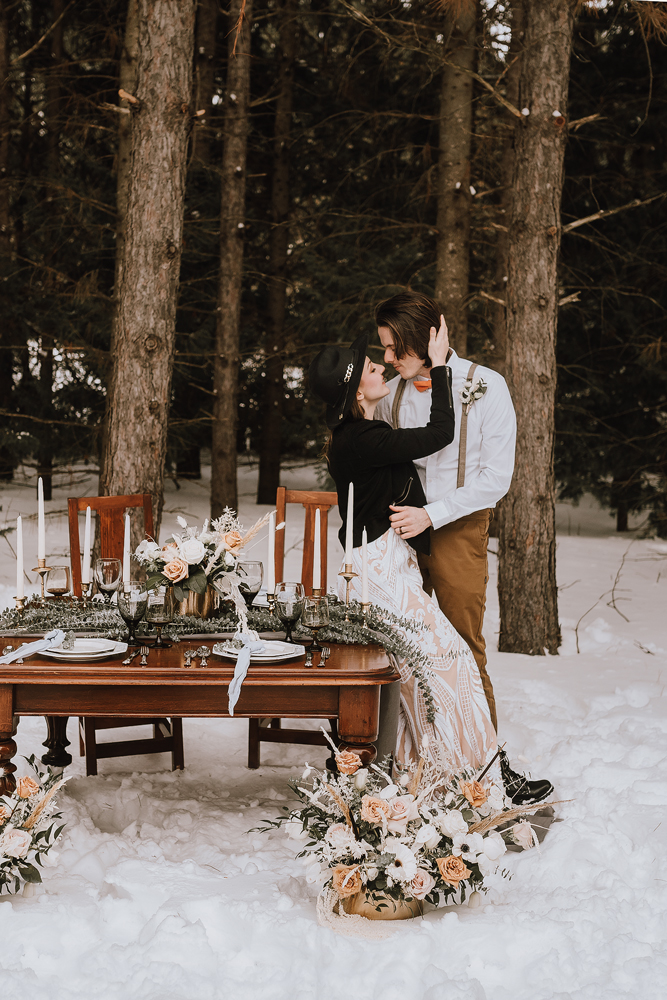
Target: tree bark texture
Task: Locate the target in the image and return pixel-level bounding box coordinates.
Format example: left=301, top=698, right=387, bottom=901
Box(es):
left=210, top=0, right=253, bottom=518
left=103, top=0, right=196, bottom=543
left=497, top=0, right=575, bottom=656
left=434, top=1, right=477, bottom=357
left=115, top=0, right=139, bottom=276
left=490, top=1, right=524, bottom=378
left=193, top=0, right=217, bottom=166
left=0, top=0, right=11, bottom=260
left=256, top=0, right=298, bottom=505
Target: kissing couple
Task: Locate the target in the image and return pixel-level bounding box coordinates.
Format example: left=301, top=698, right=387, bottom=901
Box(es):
left=309, top=290, right=552, bottom=806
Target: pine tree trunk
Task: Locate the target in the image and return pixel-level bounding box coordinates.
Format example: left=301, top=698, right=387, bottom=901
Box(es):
left=490, top=1, right=524, bottom=377
left=193, top=0, right=217, bottom=166
left=434, top=1, right=477, bottom=357
left=256, top=0, right=297, bottom=505
left=102, top=0, right=196, bottom=543
left=115, top=0, right=139, bottom=275
left=497, top=0, right=575, bottom=655
left=210, top=0, right=254, bottom=518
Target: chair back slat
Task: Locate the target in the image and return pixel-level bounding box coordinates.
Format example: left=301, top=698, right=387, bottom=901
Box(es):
left=274, top=486, right=338, bottom=597
left=68, top=494, right=154, bottom=597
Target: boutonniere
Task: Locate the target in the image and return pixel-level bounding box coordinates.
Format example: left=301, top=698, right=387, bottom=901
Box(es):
left=459, top=377, right=487, bottom=413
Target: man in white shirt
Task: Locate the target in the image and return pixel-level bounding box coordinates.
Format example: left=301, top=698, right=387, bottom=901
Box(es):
left=375, top=291, right=517, bottom=732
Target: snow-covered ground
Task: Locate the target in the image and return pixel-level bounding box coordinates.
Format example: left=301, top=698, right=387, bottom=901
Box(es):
left=0, top=464, right=665, bottom=999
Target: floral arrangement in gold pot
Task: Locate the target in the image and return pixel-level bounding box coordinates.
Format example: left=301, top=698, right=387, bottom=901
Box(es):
left=134, top=508, right=271, bottom=604
left=262, top=735, right=559, bottom=926
left=0, top=756, right=67, bottom=895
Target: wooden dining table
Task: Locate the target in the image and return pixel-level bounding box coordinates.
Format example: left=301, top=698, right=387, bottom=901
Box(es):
left=0, top=637, right=398, bottom=794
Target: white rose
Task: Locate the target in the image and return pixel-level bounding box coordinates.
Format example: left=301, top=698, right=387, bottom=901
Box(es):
left=179, top=537, right=206, bottom=565
left=413, top=824, right=441, bottom=851
left=476, top=853, right=498, bottom=877
left=1, top=827, right=32, bottom=858
left=512, top=821, right=535, bottom=850
left=481, top=830, right=507, bottom=862
left=487, top=784, right=505, bottom=813
left=284, top=820, right=309, bottom=841
left=438, top=809, right=468, bottom=839
left=353, top=768, right=368, bottom=791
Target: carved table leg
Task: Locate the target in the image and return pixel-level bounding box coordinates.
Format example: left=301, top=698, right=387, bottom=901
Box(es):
left=0, top=685, right=17, bottom=795
left=42, top=716, right=72, bottom=768
left=337, top=687, right=380, bottom=767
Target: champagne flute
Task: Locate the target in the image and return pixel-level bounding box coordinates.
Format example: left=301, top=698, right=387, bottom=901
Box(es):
left=145, top=585, right=174, bottom=648
left=45, top=566, right=71, bottom=598
left=237, top=561, right=264, bottom=606
left=302, top=595, right=329, bottom=654
left=95, top=557, right=122, bottom=605
left=117, top=582, right=148, bottom=647
left=274, top=582, right=305, bottom=643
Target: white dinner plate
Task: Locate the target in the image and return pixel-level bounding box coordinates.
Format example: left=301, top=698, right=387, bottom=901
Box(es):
left=51, top=639, right=117, bottom=655
left=212, top=640, right=304, bottom=663
left=38, top=641, right=128, bottom=661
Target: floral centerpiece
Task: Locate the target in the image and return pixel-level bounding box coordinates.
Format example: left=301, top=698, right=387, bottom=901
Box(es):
left=134, top=508, right=271, bottom=605
left=263, top=735, right=557, bottom=930
left=1, top=757, right=67, bottom=895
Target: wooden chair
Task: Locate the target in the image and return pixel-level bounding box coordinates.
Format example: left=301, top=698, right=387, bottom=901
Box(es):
left=248, top=487, right=339, bottom=768
left=66, top=493, right=185, bottom=776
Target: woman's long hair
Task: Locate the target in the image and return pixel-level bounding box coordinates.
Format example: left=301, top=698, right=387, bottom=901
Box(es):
left=321, top=398, right=366, bottom=462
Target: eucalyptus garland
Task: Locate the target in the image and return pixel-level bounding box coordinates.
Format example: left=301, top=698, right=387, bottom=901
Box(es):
left=0, top=596, right=437, bottom=723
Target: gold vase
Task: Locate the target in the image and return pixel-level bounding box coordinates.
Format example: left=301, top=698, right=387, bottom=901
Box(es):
left=342, top=891, right=423, bottom=921
left=176, top=584, right=220, bottom=619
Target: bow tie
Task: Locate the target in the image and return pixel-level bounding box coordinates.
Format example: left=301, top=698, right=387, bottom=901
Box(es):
left=413, top=380, right=431, bottom=392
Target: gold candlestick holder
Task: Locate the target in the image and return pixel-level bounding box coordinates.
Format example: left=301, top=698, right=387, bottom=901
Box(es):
left=32, top=559, right=52, bottom=606
left=80, top=581, right=93, bottom=609
left=13, top=596, right=25, bottom=618
left=338, top=564, right=358, bottom=621
left=311, top=587, right=323, bottom=598
left=267, top=592, right=276, bottom=616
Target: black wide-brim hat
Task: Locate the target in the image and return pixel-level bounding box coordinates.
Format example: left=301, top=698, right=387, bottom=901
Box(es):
left=308, top=332, right=369, bottom=430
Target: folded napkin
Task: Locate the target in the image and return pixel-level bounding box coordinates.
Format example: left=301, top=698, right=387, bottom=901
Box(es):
left=228, top=632, right=265, bottom=717
left=0, top=629, right=66, bottom=665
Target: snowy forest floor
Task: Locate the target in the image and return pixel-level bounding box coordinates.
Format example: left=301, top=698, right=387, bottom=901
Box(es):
left=0, top=462, right=665, bottom=1000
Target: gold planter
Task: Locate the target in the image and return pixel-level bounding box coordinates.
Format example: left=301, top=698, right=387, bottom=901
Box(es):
left=176, top=584, right=220, bottom=619
left=342, top=891, right=423, bottom=921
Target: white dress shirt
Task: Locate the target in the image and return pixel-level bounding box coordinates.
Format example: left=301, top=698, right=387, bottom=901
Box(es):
left=375, top=350, right=516, bottom=530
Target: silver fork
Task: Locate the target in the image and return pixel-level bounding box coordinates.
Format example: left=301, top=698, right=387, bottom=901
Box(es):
left=318, top=646, right=331, bottom=667
left=139, top=645, right=150, bottom=666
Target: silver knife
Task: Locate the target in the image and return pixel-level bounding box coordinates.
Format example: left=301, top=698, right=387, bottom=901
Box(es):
left=121, top=648, right=142, bottom=666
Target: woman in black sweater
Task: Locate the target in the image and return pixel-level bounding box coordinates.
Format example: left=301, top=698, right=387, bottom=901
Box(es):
left=309, top=320, right=497, bottom=769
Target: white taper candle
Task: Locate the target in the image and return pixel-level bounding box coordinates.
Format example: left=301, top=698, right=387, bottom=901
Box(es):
left=344, top=481, right=354, bottom=564
left=82, top=506, right=92, bottom=585
left=37, top=477, right=45, bottom=561
left=16, top=516, right=24, bottom=599
left=123, top=513, right=131, bottom=583
left=267, top=511, right=276, bottom=595
left=361, top=526, right=368, bottom=604
left=313, top=507, right=321, bottom=591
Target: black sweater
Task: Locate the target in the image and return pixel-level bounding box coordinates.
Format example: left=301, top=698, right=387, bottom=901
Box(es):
left=328, top=365, right=455, bottom=556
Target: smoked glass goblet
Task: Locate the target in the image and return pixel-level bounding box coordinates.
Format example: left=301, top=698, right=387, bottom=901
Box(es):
left=237, top=561, right=264, bottom=606
left=145, top=585, right=174, bottom=648
left=302, top=595, right=329, bottom=654
left=117, top=582, right=148, bottom=647
left=274, top=582, right=305, bottom=643
left=95, top=557, right=121, bottom=605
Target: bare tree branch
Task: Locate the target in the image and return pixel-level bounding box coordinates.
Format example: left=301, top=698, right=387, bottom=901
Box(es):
left=10, top=1, right=75, bottom=65
left=562, top=191, right=667, bottom=233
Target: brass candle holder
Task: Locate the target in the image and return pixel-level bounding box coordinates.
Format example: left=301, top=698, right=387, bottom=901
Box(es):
left=338, top=564, right=358, bottom=621
left=267, top=592, right=276, bottom=616
left=13, top=596, right=25, bottom=618
left=32, top=558, right=52, bottom=606
left=80, top=581, right=93, bottom=609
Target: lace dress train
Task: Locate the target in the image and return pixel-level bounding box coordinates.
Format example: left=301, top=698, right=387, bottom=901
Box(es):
left=340, top=528, right=496, bottom=769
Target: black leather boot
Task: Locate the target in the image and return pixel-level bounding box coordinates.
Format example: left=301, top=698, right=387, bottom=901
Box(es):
left=499, top=749, right=553, bottom=806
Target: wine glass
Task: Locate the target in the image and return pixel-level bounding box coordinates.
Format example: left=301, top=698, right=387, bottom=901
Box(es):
left=95, top=557, right=122, bottom=605
left=302, top=595, right=329, bottom=653
left=237, top=561, right=264, bottom=606
left=145, top=585, right=174, bottom=648
left=274, top=582, right=305, bottom=643
left=117, top=582, right=148, bottom=647
left=45, top=566, right=71, bottom=598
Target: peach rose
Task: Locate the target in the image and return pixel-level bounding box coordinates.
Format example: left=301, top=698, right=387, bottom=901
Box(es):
left=223, top=531, right=243, bottom=552
left=410, top=868, right=436, bottom=900
left=16, top=776, right=40, bottom=798
left=0, top=805, right=11, bottom=822
left=461, top=780, right=487, bottom=809
left=360, top=795, right=391, bottom=825
left=331, top=863, right=362, bottom=899
left=336, top=750, right=362, bottom=775
left=162, top=558, right=189, bottom=583
left=387, top=795, right=419, bottom=834
left=436, top=854, right=472, bottom=886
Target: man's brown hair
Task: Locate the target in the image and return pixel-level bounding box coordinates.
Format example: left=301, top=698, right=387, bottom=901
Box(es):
left=374, top=291, right=443, bottom=366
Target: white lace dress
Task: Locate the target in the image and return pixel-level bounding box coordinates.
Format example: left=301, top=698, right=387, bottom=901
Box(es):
left=339, top=528, right=497, bottom=769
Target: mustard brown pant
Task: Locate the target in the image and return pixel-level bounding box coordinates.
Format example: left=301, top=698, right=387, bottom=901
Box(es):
left=417, top=508, right=497, bottom=731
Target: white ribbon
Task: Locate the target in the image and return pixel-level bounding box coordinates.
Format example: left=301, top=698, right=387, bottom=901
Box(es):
left=228, top=631, right=265, bottom=716
left=0, top=629, right=66, bottom=664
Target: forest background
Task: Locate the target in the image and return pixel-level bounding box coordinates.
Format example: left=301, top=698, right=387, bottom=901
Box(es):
left=0, top=0, right=666, bottom=656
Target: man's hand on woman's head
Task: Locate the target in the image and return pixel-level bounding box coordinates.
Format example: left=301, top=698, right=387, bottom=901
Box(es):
left=428, top=315, right=449, bottom=369
left=389, top=505, right=433, bottom=539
